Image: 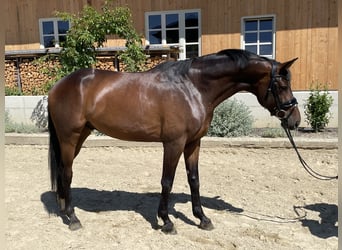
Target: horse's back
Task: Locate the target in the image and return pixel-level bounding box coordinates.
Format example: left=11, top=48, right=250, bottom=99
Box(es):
left=50, top=68, right=119, bottom=92
left=49, top=68, right=121, bottom=108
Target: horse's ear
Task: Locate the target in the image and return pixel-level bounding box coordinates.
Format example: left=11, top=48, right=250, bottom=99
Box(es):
left=280, top=58, right=298, bottom=70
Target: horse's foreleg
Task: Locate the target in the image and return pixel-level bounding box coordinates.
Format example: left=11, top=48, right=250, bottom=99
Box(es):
left=58, top=142, right=82, bottom=231
left=158, top=140, right=184, bottom=234
left=184, top=139, right=214, bottom=230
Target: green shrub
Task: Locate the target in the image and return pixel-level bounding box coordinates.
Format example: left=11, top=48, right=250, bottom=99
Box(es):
left=207, top=99, right=253, bottom=137
left=304, top=83, right=333, bottom=132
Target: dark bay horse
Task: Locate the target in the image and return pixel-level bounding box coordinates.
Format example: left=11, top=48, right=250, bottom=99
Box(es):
left=48, top=49, right=300, bottom=233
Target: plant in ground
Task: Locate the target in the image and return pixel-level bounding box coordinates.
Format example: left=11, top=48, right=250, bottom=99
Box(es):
left=304, top=83, right=333, bottom=132
left=36, top=1, right=146, bottom=94
left=57, top=2, right=145, bottom=74
left=207, top=99, right=253, bottom=137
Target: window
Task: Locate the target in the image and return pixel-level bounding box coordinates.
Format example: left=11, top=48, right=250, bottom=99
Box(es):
left=145, top=10, right=201, bottom=60
left=241, top=16, right=275, bottom=59
left=39, top=18, right=70, bottom=48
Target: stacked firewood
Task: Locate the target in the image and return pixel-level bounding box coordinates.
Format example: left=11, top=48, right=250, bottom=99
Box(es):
left=95, top=57, right=117, bottom=71
left=95, top=56, right=167, bottom=71
left=5, top=58, right=60, bottom=95
left=19, top=59, right=60, bottom=95
left=5, top=56, right=168, bottom=95
left=145, top=56, right=168, bottom=69
left=5, top=60, right=17, bottom=91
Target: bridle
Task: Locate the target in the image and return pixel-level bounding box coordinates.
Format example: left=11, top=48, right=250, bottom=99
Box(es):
left=266, top=61, right=337, bottom=180
left=266, top=61, right=298, bottom=120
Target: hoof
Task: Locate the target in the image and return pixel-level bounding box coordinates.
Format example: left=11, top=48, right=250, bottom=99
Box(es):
left=199, top=219, right=214, bottom=231
left=161, top=222, right=177, bottom=234
left=69, top=221, right=82, bottom=231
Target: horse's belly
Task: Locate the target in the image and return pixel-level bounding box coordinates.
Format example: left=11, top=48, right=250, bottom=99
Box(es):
left=89, top=108, right=191, bottom=143
left=99, top=122, right=163, bottom=142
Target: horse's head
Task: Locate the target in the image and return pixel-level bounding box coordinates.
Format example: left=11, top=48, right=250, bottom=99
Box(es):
left=255, top=58, right=301, bottom=130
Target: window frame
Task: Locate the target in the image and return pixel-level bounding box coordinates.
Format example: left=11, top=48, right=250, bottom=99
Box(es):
left=241, top=15, right=276, bottom=59
left=39, top=18, right=70, bottom=49
left=145, top=9, right=201, bottom=60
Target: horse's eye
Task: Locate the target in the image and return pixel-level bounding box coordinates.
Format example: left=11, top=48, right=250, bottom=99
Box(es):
left=276, top=75, right=289, bottom=82
left=275, top=81, right=289, bottom=90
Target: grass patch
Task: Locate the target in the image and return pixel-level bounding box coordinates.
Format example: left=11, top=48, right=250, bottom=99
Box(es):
left=260, top=128, right=286, bottom=138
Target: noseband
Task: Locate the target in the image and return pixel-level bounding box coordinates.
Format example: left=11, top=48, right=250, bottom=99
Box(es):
left=266, top=61, right=298, bottom=120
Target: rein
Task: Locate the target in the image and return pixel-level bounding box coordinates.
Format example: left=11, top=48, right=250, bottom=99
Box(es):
left=268, top=61, right=337, bottom=181
left=281, top=122, right=338, bottom=181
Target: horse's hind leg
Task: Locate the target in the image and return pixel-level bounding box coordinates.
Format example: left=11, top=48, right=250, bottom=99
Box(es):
left=57, top=136, right=83, bottom=230
left=158, top=140, right=184, bottom=234
left=74, top=126, right=92, bottom=157
left=184, top=139, right=213, bottom=230
left=57, top=126, right=93, bottom=230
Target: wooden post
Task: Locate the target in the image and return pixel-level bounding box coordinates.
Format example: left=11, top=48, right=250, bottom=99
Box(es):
left=15, top=57, right=22, bottom=94
left=114, top=56, right=120, bottom=72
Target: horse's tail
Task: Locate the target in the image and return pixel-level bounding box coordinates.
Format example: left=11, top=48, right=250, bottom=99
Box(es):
left=48, top=107, right=61, bottom=192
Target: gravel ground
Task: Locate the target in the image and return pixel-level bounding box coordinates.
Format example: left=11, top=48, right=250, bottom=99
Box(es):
left=5, top=129, right=338, bottom=250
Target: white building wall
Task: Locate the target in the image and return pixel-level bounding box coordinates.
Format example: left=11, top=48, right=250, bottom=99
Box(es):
left=5, top=91, right=338, bottom=128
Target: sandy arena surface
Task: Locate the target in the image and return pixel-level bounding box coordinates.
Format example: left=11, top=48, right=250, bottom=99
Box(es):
left=5, top=139, right=337, bottom=249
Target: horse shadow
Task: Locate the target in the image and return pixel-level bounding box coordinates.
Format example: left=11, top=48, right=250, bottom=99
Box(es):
left=295, top=203, right=338, bottom=239
left=41, top=188, right=243, bottom=229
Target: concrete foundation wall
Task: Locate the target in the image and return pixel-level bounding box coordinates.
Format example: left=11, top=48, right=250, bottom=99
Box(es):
left=232, top=91, right=338, bottom=128
left=5, top=91, right=338, bottom=128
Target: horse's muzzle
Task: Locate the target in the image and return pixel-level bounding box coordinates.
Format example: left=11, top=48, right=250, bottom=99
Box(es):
left=280, top=105, right=301, bottom=130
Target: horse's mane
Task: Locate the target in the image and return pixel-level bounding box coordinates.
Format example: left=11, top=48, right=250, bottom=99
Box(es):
left=149, top=59, right=192, bottom=74
left=215, top=49, right=270, bottom=68
left=147, top=59, right=193, bottom=82
left=147, top=49, right=270, bottom=81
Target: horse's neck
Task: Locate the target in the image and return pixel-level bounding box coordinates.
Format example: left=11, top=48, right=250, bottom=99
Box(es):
left=190, top=63, right=263, bottom=110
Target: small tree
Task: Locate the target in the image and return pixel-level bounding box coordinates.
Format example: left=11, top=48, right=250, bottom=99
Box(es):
left=53, top=1, right=146, bottom=79
left=29, top=2, right=146, bottom=126
left=304, top=83, right=333, bottom=132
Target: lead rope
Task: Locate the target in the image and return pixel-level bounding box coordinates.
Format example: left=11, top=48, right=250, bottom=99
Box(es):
left=281, top=122, right=338, bottom=181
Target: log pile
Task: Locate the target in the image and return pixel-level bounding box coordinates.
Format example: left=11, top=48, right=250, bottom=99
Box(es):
left=20, top=58, right=60, bottom=95
left=95, top=57, right=117, bottom=71
left=5, top=56, right=168, bottom=95
left=5, top=58, right=60, bottom=95
left=145, top=56, right=168, bottom=69
left=5, top=60, right=17, bottom=92
left=95, top=56, right=167, bottom=71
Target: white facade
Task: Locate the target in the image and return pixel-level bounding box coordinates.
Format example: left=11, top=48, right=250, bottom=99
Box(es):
left=5, top=91, right=338, bottom=129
